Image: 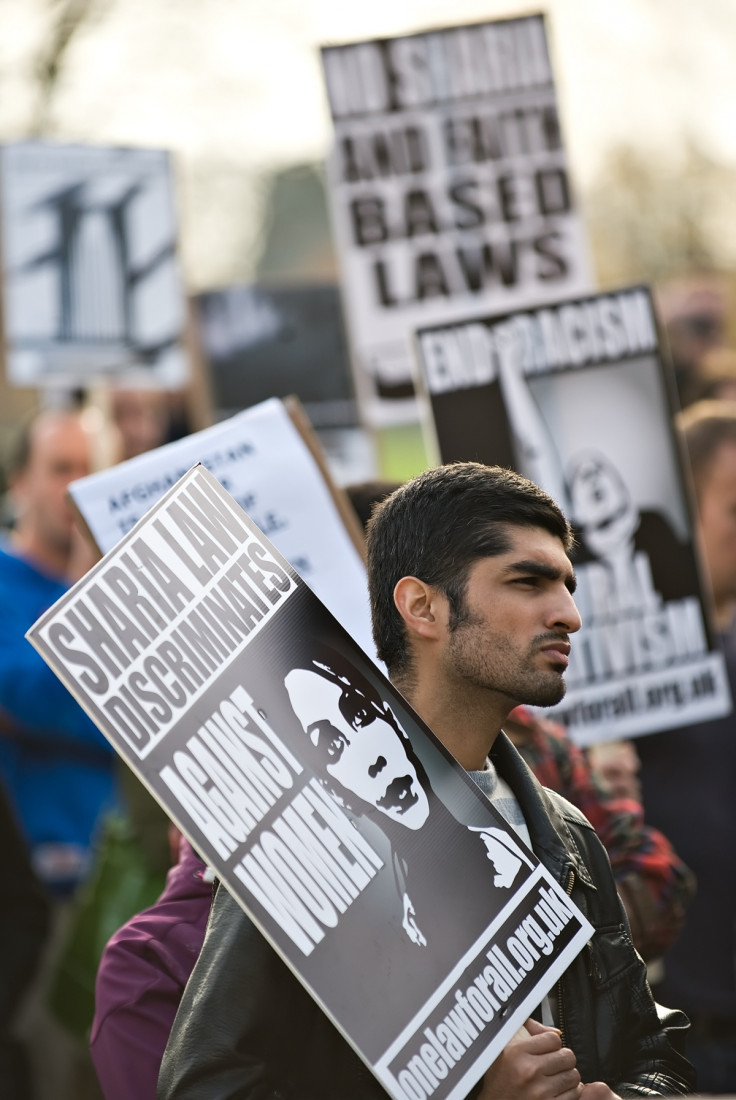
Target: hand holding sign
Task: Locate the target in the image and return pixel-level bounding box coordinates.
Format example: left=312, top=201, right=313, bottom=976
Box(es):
left=476, top=1018, right=581, bottom=1099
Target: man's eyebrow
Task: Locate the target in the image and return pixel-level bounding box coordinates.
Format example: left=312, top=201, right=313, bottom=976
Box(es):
left=507, top=559, right=578, bottom=594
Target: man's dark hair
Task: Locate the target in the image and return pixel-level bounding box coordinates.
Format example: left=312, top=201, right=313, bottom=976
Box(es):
left=345, top=480, right=401, bottom=532
left=677, top=399, right=736, bottom=499
left=365, top=462, right=573, bottom=678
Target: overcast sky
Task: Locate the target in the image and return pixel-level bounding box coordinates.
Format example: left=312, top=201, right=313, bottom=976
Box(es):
left=1, top=0, right=735, bottom=285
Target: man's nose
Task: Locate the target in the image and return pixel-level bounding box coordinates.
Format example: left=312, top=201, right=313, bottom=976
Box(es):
left=550, top=589, right=582, bottom=634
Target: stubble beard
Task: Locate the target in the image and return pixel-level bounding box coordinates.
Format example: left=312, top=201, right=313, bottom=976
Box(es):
left=447, top=616, right=568, bottom=710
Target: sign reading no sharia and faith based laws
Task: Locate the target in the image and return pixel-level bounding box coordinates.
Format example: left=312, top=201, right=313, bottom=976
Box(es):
left=29, top=466, right=592, bottom=1100
left=68, top=397, right=374, bottom=661
left=415, top=285, right=733, bottom=746
left=0, top=140, right=188, bottom=387
left=321, top=13, right=594, bottom=426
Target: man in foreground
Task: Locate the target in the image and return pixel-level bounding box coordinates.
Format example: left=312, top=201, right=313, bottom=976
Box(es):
left=158, top=462, right=694, bottom=1099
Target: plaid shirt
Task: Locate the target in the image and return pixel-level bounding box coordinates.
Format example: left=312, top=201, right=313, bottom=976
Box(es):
left=506, top=707, right=696, bottom=962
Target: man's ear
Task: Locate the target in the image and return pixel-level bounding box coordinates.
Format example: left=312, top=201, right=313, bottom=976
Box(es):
left=7, top=469, right=28, bottom=517
left=393, top=576, right=448, bottom=641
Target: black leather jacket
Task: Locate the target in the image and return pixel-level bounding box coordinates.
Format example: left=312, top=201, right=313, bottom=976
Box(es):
left=158, top=735, right=695, bottom=1099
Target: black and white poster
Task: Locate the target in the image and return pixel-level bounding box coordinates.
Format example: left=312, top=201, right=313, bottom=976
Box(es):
left=28, top=465, right=592, bottom=1100
left=195, top=283, right=358, bottom=428
left=321, top=13, right=593, bottom=427
left=0, top=141, right=188, bottom=386
left=416, top=286, right=732, bottom=745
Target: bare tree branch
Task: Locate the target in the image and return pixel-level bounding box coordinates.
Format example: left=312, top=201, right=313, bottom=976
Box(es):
left=31, top=0, right=113, bottom=135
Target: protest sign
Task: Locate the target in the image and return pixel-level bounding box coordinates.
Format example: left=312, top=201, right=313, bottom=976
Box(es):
left=415, top=285, right=733, bottom=744
left=68, top=397, right=373, bottom=660
left=195, top=283, right=358, bottom=428
left=29, top=465, right=592, bottom=1100
left=0, top=140, right=188, bottom=387
left=321, top=13, right=594, bottom=427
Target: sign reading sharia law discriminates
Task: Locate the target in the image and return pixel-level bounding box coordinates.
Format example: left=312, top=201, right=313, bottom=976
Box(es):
left=321, top=13, right=593, bottom=426
left=415, top=285, right=733, bottom=746
left=29, top=466, right=592, bottom=1100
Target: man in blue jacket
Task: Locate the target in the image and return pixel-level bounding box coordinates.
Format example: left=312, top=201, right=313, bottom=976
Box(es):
left=0, top=408, right=118, bottom=1099
left=0, top=408, right=117, bottom=893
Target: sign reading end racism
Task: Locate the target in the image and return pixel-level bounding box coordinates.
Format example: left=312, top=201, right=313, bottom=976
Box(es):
left=28, top=465, right=592, bottom=1100
left=415, top=286, right=733, bottom=745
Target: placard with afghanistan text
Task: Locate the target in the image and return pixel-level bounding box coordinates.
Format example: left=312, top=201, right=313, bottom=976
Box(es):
left=28, top=465, right=592, bottom=1100
left=415, top=285, right=732, bottom=745
left=321, top=13, right=594, bottom=427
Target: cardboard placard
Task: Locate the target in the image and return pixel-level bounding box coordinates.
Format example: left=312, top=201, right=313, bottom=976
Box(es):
left=321, top=13, right=594, bottom=427
left=0, top=140, right=188, bottom=387
left=415, top=286, right=732, bottom=744
left=195, top=283, right=358, bottom=428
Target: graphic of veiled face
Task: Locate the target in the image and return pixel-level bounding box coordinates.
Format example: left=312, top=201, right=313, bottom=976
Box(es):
left=567, top=453, right=641, bottom=566
left=285, top=667, right=430, bottom=830
left=568, top=452, right=630, bottom=531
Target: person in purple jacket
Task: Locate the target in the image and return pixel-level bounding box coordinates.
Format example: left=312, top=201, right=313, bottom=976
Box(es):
left=90, top=835, right=213, bottom=1100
